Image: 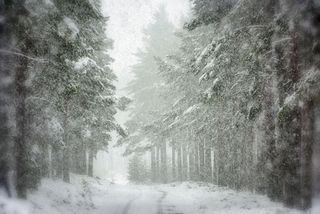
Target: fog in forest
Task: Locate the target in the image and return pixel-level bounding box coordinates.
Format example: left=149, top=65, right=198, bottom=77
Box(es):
left=1, top=0, right=320, bottom=214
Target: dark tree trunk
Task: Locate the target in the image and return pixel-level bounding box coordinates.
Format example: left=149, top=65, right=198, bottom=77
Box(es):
left=199, top=141, right=205, bottom=181
left=62, top=107, right=70, bottom=183
left=72, top=141, right=86, bottom=175
left=182, top=144, right=188, bottom=181
left=188, top=147, right=195, bottom=181
left=204, top=141, right=212, bottom=183
left=52, top=146, right=63, bottom=178
left=15, top=54, right=29, bottom=198
left=151, top=146, right=156, bottom=182
left=40, top=140, right=50, bottom=178
left=299, top=100, right=314, bottom=209
left=80, top=143, right=87, bottom=174
left=282, top=28, right=303, bottom=208
left=194, top=142, right=200, bottom=181
left=177, top=144, right=182, bottom=181
left=88, top=147, right=94, bottom=177
left=213, top=148, right=218, bottom=184
left=171, top=143, right=176, bottom=181
left=313, top=103, right=320, bottom=210
left=48, top=144, right=53, bottom=178
left=156, top=144, right=160, bottom=182
left=62, top=149, right=70, bottom=182
left=0, top=0, right=16, bottom=197
left=160, top=140, right=167, bottom=183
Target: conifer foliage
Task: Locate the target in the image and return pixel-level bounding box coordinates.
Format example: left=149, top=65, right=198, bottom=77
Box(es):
left=0, top=0, right=122, bottom=198
left=121, top=0, right=320, bottom=210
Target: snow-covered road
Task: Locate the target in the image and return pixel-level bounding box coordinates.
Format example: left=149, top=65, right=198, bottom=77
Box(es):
left=27, top=175, right=306, bottom=214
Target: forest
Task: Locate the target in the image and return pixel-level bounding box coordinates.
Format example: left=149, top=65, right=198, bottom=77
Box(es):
left=1, top=0, right=320, bottom=213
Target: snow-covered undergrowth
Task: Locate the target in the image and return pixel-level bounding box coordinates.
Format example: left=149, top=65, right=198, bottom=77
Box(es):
left=3, top=174, right=309, bottom=214
left=0, top=195, right=30, bottom=214
left=28, top=174, right=106, bottom=214
left=159, top=182, right=306, bottom=214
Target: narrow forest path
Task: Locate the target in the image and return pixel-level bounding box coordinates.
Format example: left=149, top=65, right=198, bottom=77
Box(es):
left=157, top=191, right=168, bottom=214
left=28, top=175, right=306, bottom=214
left=120, top=196, right=139, bottom=214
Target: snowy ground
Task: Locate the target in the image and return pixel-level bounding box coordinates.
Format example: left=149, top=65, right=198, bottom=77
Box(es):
left=16, top=174, right=311, bottom=214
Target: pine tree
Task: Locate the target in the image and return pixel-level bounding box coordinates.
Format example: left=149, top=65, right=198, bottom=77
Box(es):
left=0, top=0, right=18, bottom=197
left=128, top=154, right=147, bottom=183
left=120, top=6, right=180, bottom=183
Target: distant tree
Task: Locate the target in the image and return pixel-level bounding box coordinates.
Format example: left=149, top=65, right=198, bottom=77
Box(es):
left=120, top=6, right=180, bottom=183
left=128, top=154, right=148, bottom=183
left=0, top=0, right=18, bottom=197
left=186, top=0, right=238, bottom=30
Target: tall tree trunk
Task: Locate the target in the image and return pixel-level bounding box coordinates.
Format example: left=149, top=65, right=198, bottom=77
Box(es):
left=188, top=147, right=195, bottom=181
left=213, top=148, right=218, bottom=184
left=156, top=144, right=160, bottom=182
left=48, top=144, right=53, bottom=178
left=282, top=28, right=302, bottom=208
left=62, top=105, right=70, bottom=183
left=151, top=146, right=156, bottom=182
left=204, top=141, right=212, bottom=183
left=177, top=143, right=182, bottom=181
left=15, top=46, right=29, bottom=199
left=80, top=142, right=87, bottom=174
left=88, top=147, right=94, bottom=177
left=300, top=100, right=314, bottom=209
left=182, top=144, right=188, bottom=181
left=160, top=140, right=167, bottom=183
left=53, top=146, right=63, bottom=178
left=40, top=140, right=49, bottom=177
left=199, top=141, right=205, bottom=181
left=171, top=143, right=176, bottom=182
left=194, top=141, right=200, bottom=181
left=263, top=73, right=280, bottom=200
left=0, top=0, right=15, bottom=197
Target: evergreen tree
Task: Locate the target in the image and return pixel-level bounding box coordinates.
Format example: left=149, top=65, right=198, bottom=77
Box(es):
left=120, top=6, right=180, bottom=183
left=128, top=154, right=148, bottom=183
left=0, top=0, right=121, bottom=198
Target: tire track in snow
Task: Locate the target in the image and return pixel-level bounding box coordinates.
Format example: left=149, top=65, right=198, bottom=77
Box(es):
left=157, top=191, right=168, bottom=214
left=121, top=197, right=138, bottom=214
left=121, top=191, right=142, bottom=214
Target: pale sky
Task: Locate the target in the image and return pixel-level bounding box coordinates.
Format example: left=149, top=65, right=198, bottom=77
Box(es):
left=102, top=0, right=191, bottom=94
left=94, top=0, right=191, bottom=181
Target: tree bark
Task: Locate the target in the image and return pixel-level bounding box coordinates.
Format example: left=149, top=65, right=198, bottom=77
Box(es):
left=213, top=148, right=218, bottom=184
left=199, top=141, right=205, bottom=181
left=15, top=42, right=29, bottom=199
left=0, top=0, right=15, bottom=197
left=194, top=141, right=200, bottom=181
left=52, top=146, right=63, bottom=178
left=204, top=141, right=212, bottom=183
left=48, top=144, right=53, bottom=178
left=156, top=144, right=160, bottom=182
left=188, top=147, right=195, bottom=181
left=160, top=140, right=167, bottom=183
left=40, top=140, right=50, bottom=178
left=171, top=143, right=176, bottom=182
left=182, top=144, right=188, bottom=181
left=177, top=143, right=182, bottom=181
left=62, top=105, right=70, bottom=183
left=300, top=100, right=314, bottom=209
left=88, top=147, right=94, bottom=177
left=151, top=146, right=156, bottom=182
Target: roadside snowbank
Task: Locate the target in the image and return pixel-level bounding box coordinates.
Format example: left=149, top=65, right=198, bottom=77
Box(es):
left=0, top=195, right=30, bottom=214
left=24, top=174, right=310, bottom=214
left=28, top=174, right=105, bottom=214
left=158, top=182, right=305, bottom=214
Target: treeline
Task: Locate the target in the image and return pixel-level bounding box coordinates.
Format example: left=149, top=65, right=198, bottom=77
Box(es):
left=0, top=0, right=123, bottom=199
left=122, top=0, right=320, bottom=210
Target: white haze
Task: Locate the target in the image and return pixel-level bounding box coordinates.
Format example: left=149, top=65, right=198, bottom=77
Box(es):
left=93, top=0, right=191, bottom=181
